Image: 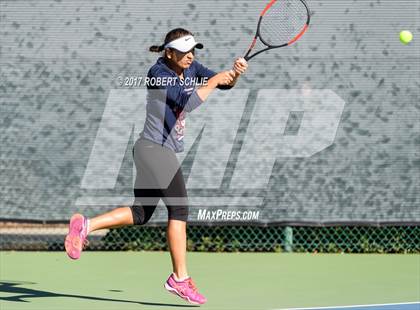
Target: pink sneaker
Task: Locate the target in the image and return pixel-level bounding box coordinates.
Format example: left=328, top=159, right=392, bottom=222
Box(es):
left=164, top=274, right=207, bottom=305
left=64, top=213, right=88, bottom=260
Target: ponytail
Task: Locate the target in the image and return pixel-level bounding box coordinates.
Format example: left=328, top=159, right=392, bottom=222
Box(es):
left=149, top=44, right=165, bottom=53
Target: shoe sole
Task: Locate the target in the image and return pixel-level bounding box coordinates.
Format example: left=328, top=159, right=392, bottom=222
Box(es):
left=64, top=214, right=85, bottom=260
left=164, top=282, right=203, bottom=305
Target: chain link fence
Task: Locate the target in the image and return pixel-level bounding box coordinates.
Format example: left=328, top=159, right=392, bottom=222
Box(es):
left=1, top=222, right=419, bottom=253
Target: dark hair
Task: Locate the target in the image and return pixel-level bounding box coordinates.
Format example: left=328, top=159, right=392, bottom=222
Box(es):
left=149, top=28, right=193, bottom=53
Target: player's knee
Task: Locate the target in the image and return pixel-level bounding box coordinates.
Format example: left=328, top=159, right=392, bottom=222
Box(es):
left=168, top=205, right=189, bottom=222
left=130, top=205, right=153, bottom=225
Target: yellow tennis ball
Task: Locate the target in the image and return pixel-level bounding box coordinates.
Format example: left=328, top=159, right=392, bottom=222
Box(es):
left=400, top=30, right=413, bottom=45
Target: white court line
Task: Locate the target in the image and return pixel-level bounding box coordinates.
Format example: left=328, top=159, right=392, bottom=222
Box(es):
left=272, top=301, right=420, bottom=310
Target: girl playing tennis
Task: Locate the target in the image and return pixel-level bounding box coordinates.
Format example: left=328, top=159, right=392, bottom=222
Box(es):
left=65, top=28, right=248, bottom=305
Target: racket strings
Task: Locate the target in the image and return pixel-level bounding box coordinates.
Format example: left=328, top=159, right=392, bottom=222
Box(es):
left=260, top=0, right=308, bottom=46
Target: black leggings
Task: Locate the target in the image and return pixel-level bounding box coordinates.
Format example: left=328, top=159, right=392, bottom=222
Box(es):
left=130, top=138, right=188, bottom=224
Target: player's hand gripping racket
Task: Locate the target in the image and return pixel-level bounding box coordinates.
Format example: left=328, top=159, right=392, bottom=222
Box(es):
left=243, top=0, right=311, bottom=61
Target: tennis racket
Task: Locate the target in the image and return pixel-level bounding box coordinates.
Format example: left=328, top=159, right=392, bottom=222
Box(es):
left=243, top=0, right=311, bottom=61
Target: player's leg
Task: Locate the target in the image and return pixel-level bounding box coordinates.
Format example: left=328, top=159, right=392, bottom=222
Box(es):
left=162, top=168, right=189, bottom=280
left=65, top=206, right=135, bottom=259
left=161, top=168, right=207, bottom=305
left=131, top=138, right=206, bottom=303
left=88, top=206, right=134, bottom=232
left=167, top=220, right=188, bottom=280
left=86, top=189, right=161, bottom=232
left=65, top=138, right=160, bottom=259
left=65, top=198, right=159, bottom=260
left=130, top=138, right=207, bottom=303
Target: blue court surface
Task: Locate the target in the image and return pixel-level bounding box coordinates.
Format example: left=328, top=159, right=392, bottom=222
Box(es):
left=279, top=302, right=420, bottom=310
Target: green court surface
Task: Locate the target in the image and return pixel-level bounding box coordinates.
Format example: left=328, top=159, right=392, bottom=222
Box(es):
left=1, top=252, right=419, bottom=310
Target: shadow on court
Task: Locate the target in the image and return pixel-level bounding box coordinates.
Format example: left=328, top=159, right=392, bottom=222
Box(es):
left=0, top=281, right=197, bottom=308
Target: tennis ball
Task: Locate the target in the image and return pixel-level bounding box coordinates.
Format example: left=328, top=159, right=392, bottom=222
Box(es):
left=399, top=30, right=413, bottom=45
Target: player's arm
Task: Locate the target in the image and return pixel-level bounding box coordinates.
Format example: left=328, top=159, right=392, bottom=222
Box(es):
left=148, top=67, right=235, bottom=112
left=194, top=59, right=248, bottom=90
left=196, top=71, right=236, bottom=101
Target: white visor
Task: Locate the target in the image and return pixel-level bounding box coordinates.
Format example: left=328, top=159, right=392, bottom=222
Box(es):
left=164, top=35, right=204, bottom=53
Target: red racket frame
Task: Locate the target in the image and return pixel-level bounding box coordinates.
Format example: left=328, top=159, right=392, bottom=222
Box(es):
left=244, top=0, right=311, bottom=61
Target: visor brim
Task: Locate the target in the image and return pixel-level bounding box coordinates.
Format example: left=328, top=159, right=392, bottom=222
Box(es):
left=172, top=43, right=204, bottom=53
